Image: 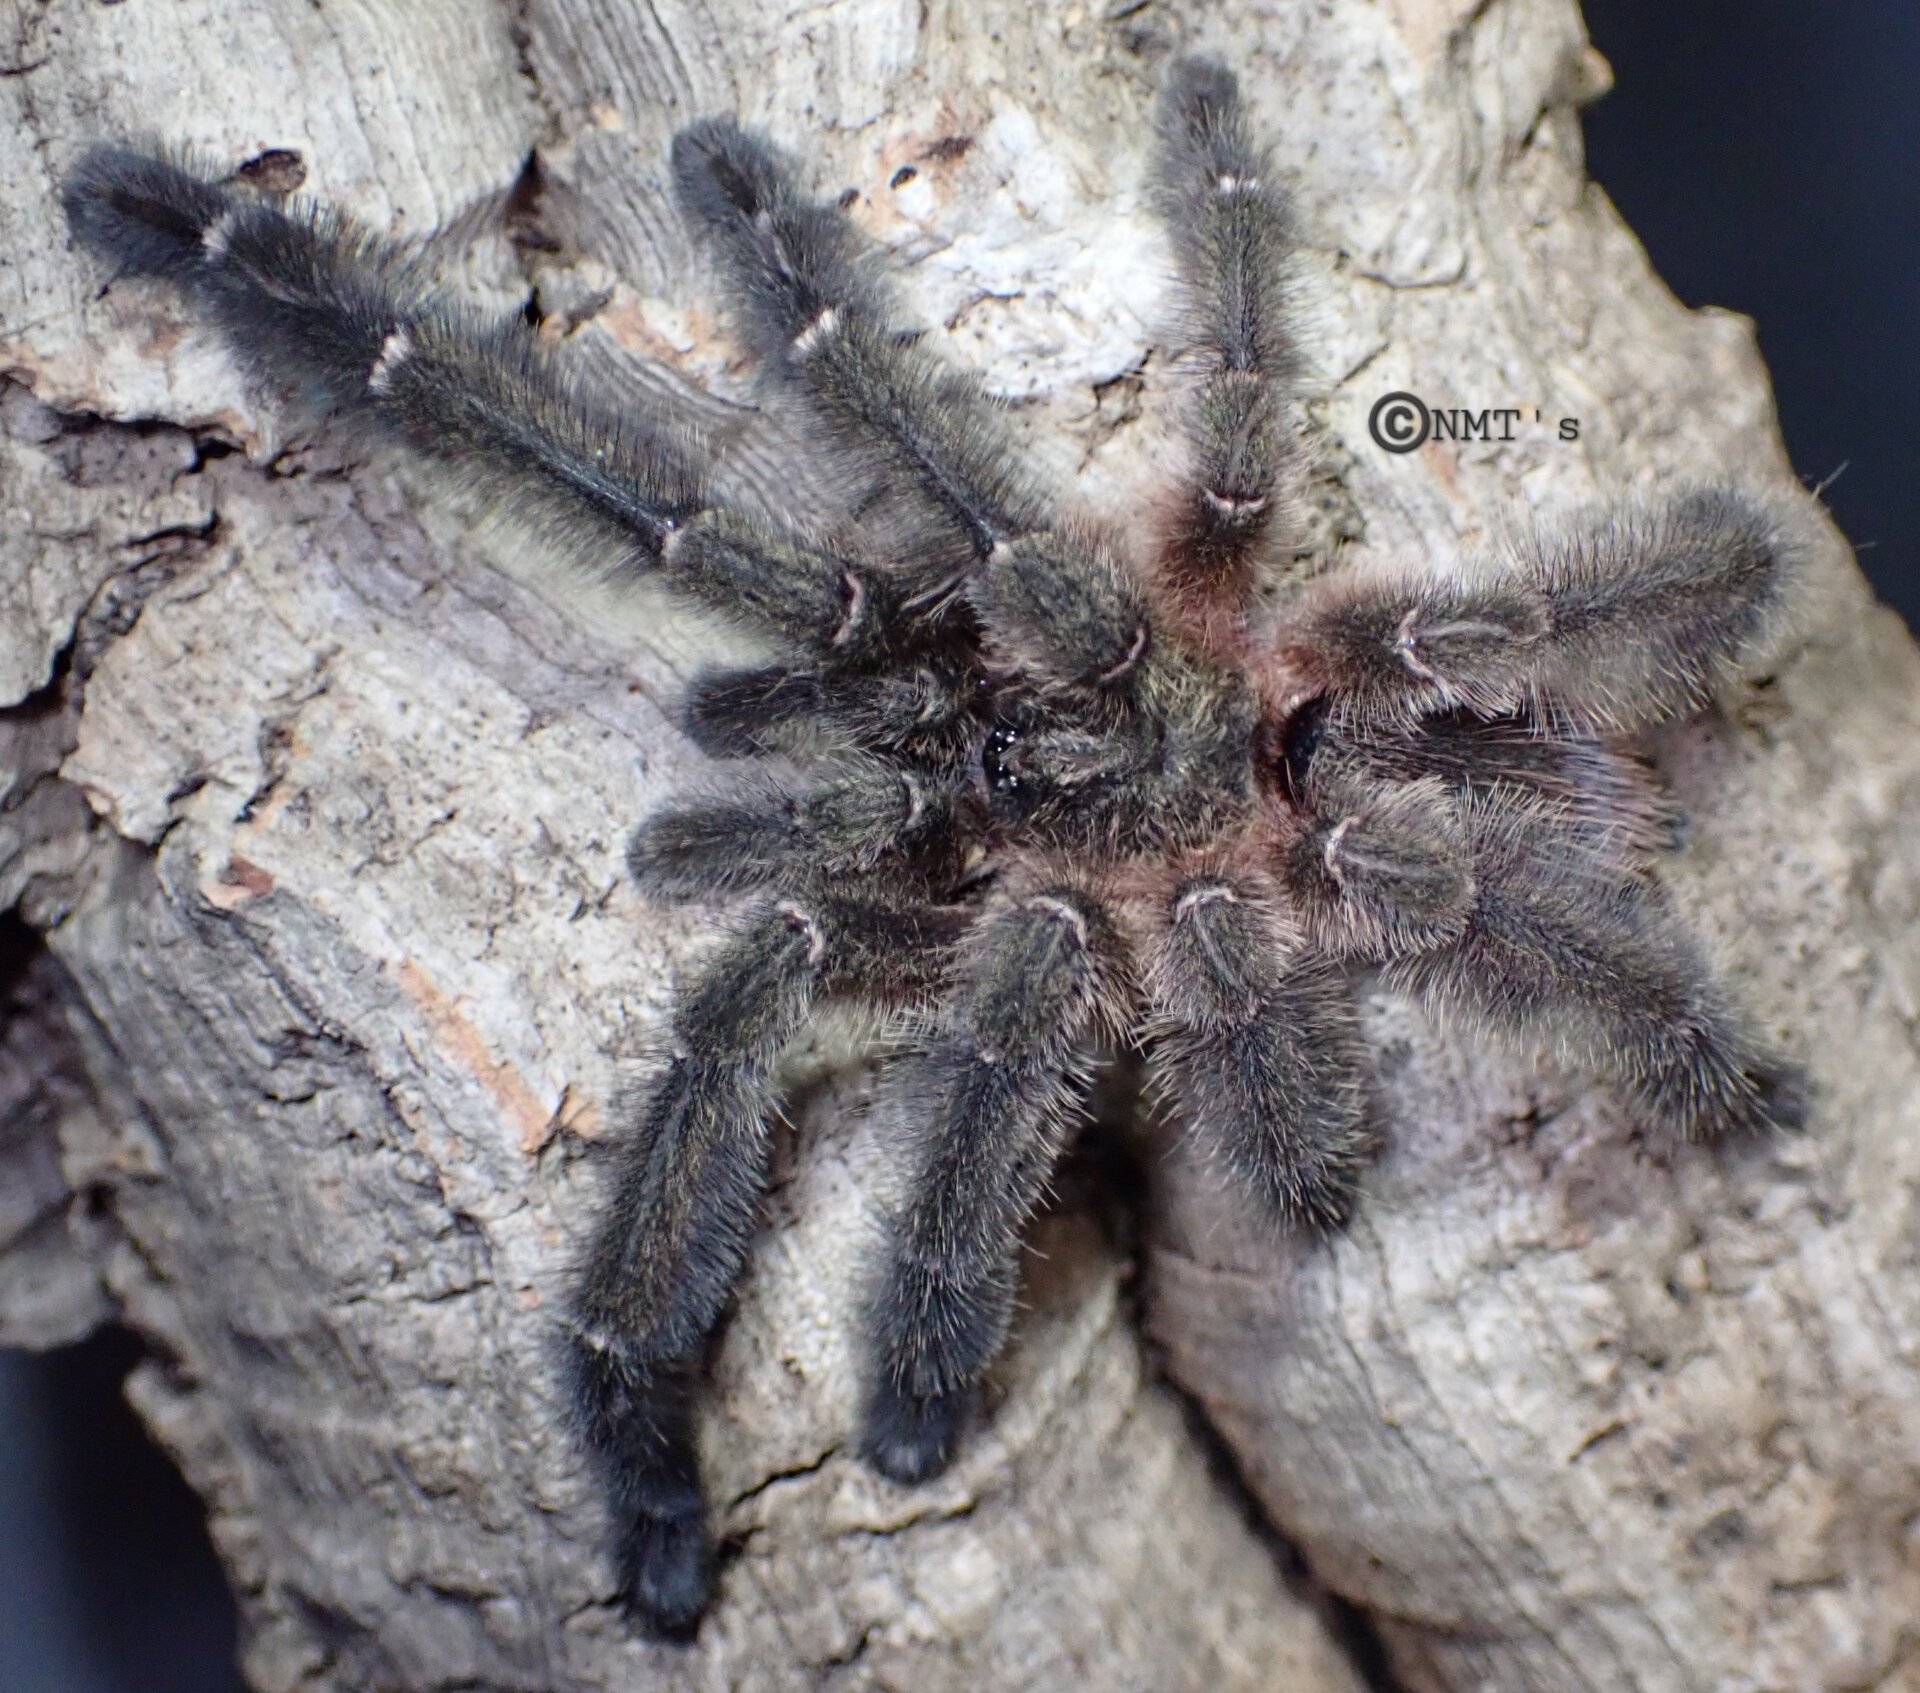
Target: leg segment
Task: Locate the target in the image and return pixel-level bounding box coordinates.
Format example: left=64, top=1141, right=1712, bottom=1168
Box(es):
left=863, top=888, right=1124, bottom=1483
left=1145, top=875, right=1369, bottom=1225
left=681, top=663, right=829, bottom=758
left=626, top=760, right=967, bottom=900
left=567, top=903, right=822, bottom=1634
left=567, top=897, right=958, bottom=1634
left=673, top=122, right=1164, bottom=709
left=1150, top=58, right=1303, bottom=628
left=683, top=655, right=982, bottom=767
left=1277, top=774, right=1478, bottom=960
left=1308, top=709, right=1682, bottom=866
left=671, top=120, right=1042, bottom=579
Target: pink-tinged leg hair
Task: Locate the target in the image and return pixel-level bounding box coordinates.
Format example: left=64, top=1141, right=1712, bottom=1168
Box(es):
left=1147, top=57, right=1304, bottom=651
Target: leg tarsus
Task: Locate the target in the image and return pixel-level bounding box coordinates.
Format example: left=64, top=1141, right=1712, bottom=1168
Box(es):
left=617, top=1511, right=714, bottom=1641
left=862, top=1375, right=971, bottom=1485
left=567, top=1345, right=715, bottom=1638
left=1637, top=1023, right=1810, bottom=1142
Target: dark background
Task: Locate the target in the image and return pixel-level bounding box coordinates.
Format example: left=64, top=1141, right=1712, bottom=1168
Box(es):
left=1579, top=0, right=1919, bottom=632
left=4, top=7, right=1916, bottom=1688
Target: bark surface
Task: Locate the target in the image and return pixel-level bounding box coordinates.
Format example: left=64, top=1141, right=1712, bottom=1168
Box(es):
left=2, top=2, right=1915, bottom=1691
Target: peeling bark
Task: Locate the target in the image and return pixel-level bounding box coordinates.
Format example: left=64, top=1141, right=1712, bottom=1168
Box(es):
left=2, top=2, right=1915, bottom=1691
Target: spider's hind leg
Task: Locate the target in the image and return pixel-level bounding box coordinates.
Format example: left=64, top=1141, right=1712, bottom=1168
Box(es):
left=565, top=902, right=823, bottom=1633
left=1391, top=796, right=1806, bottom=1142
left=567, top=896, right=958, bottom=1634
left=863, top=887, right=1126, bottom=1483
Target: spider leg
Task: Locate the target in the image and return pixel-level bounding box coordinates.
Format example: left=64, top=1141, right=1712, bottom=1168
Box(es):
left=1149, top=58, right=1302, bottom=633
left=680, top=663, right=830, bottom=757
left=1279, top=489, right=1804, bottom=730
left=670, top=119, right=1042, bottom=583
left=1390, top=798, right=1805, bottom=1140
left=672, top=121, right=1167, bottom=707
left=626, top=758, right=968, bottom=899
left=1509, top=487, right=1807, bottom=730
left=863, top=887, right=1125, bottom=1483
left=567, top=895, right=959, bottom=1635
left=566, top=902, right=818, bottom=1634
left=61, top=147, right=927, bottom=676
left=683, top=655, right=985, bottom=769
left=1308, top=710, right=1683, bottom=866
left=1145, top=874, right=1369, bottom=1226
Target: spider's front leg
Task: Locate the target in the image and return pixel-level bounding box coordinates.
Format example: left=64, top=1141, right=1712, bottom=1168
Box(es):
left=863, top=888, right=1127, bottom=1483
left=674, top=110, right=1178, bottom=717
left=671, top=116, right=1043, bottom=589
left=567, top=894, right=959, bottom=1635
left=1143, top=873, right=1369, bottom=1226
left=60, top=146, right=951, bottom=739
left=1148, top=58, right=1303, bottom=638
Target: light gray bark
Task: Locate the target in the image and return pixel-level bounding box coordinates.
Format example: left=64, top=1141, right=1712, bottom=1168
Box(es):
left=1, top=2, right=1914, bottom=1691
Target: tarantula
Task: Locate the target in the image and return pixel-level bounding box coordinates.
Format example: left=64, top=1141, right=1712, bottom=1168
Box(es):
left=64, top=59, right=1805, bottom=1638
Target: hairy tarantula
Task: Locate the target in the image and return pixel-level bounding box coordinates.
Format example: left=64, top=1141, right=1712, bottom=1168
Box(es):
left=65, top=58, right=1805, bottom=1638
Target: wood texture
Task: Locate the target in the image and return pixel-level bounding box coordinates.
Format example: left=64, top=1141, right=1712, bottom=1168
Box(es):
left=2, top=1, right=1915, bottom=1690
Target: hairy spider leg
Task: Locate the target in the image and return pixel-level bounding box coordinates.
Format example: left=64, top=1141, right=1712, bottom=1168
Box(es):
left=863, top=888, right=1125, bottom=1482
left=1389, top=807, right=1806, bottom=1141
left=568, top=896, right=961, bottom=1632
left=1310, top=711, right=1684, bottom=866
left=1148, top=57, right=1305, bottom=641
left=626, top=757, right=969, bottom=899
left=672, top=118, right=1174, bottom=715
left=1142, top=874, right=1370, bottom=1225
left=671, top=118, right=1043, bottom=584
left=1277, top=488, right=1803, bottom=732
left=60, top=146, right=972, bottom=761
left=565, top=904, right=822, bottom=1634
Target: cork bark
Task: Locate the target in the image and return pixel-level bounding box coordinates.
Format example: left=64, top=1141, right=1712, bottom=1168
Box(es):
left=2, top=2, right=1916, bottom=1690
